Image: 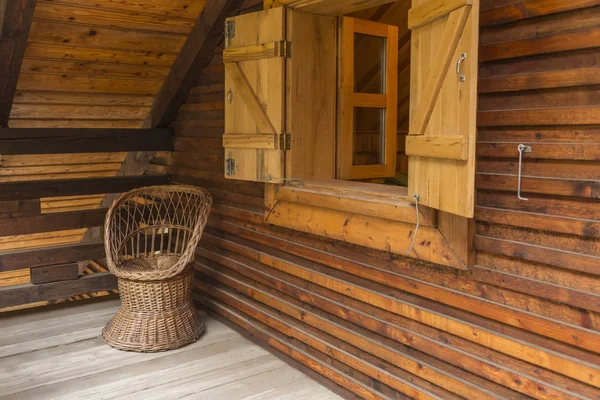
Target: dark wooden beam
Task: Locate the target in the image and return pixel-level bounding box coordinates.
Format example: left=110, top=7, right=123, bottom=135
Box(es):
left=144, top=0, right=246, bottom=128
left=0, top=272, right=117, bottom=309
left=0, top=0, right=37, bottom=127
left=30, top=263, right=79, bottom=284
left=0, top=242, right=105, bottom=272
left=0, top=175, right=170, bottom=201
left=0, top=208, right=107, bottom=237
left=0, top=199, right=40, bottom=218
left=0, top=128, right=175, bottom=154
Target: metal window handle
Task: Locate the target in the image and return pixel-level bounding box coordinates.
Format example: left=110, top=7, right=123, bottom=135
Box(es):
left=517, top=144, right=531, bottom=201
left=227, top=89, right=233, bottom=104
left=456, top=53, right=467, bottom=82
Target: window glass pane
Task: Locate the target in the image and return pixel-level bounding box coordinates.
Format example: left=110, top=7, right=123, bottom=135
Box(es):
left=353, top=107, right=386, bottom=166
left=354, top=33, right=386, bottom=94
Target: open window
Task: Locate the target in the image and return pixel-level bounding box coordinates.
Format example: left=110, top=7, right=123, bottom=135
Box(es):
left=222, top=1, right=479, bottom=269
left=338, top=17, right=398, bottom=180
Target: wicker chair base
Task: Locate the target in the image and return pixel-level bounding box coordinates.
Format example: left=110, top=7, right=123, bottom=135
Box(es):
left=102, top=267, right=203, bottom=352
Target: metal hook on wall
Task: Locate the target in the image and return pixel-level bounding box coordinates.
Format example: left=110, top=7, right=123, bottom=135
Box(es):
left=517, top=144, right=531, bottom=201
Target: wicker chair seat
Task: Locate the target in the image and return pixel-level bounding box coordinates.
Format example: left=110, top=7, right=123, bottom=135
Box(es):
left=102, top=185, right=212, bottom=352
left=119, top=254, right=182, bottom=276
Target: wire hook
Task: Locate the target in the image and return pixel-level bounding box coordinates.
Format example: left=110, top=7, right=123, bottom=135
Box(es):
left=407, top=194, right=420, bottom=255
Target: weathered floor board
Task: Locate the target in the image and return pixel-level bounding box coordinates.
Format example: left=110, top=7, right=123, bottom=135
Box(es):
left=0, top=298, right=342, bottom=400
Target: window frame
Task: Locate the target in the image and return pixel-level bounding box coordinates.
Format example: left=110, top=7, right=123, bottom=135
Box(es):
left=337, top=17, right=399, bottom=180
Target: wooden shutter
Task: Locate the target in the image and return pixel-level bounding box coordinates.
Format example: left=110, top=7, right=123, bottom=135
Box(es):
left=223, top=8, right=287, bottom=182
left=406, top=0, right=479, bottom=217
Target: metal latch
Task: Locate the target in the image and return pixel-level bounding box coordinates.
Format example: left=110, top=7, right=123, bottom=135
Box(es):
left=517, top=144, right=531, bottom=200
left=224, top=21, right=235, bottom=48
left=456, top=53, right=467, bottom=82
left=279, top=133, right=291, bottom=150
left=225, top=152, right=235, bottom=176
left=276, top=40, right=291, bottom=58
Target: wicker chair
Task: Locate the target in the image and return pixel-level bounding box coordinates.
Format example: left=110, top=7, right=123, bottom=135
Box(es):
left=102, top=185, right=212, bottom=352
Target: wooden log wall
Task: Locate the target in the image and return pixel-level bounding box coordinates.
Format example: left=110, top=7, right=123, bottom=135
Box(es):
left=166, top=1, right=600, bottom=398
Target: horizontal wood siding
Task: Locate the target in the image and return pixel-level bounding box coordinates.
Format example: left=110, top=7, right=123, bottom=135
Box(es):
left=160, top=1, right=600, bottom=398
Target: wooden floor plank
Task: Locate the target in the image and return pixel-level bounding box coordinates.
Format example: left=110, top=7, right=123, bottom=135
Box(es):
left=0, top=320, right=233, bottom=397
left=125, top=356, right=288, bottom=400
left=245, top=378, right=342, bottom=400
left=0, top=299, right=341, bottom=400
left=179, top=363, right=308, bottom=400
left=0, top=298, right=120, bottom=330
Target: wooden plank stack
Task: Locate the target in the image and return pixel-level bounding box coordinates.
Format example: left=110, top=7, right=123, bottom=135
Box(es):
left=0, top=129, right=172, bottom=310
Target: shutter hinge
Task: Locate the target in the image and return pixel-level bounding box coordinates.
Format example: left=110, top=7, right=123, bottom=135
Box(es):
left=225, top=152, right=235, bottom=176
left=276, top=40, right=291, bottom=58
left=279, top=133, right=291, bottom=150
left=224, top=21, right=235, bottom=48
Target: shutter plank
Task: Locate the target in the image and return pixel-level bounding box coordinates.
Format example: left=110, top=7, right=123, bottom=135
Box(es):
left=409, top=5, right=471, bottom=136
left=223, top=133, right=278, bottom=149
left=406, top=135, right=468, bottom=160
left=408, top=0, right=472, bottom=30
left=225, top=62, right=277, bottom=134
left=223, top=42, right=280, bottom=64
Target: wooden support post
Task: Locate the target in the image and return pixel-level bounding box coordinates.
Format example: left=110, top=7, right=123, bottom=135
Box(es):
left=145, top=0, right=246, bottom=129
left=0, top=0, right=37, bottom=126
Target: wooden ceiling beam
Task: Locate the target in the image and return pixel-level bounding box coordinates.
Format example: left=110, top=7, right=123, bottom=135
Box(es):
left=0, top=175, right=171, bottom=201
left=0, top=0, right=37, bottom=127
left=264, top=0, right=397, bottom=15
left=145, top=0, right=247, bottom=128
left=0, top=127, right=175, bottom=154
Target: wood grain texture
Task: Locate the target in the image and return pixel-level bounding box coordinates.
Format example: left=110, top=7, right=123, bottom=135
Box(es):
left=405, top=135, right=468, bottom=160
left=0, top=128, right=174, bottom=154
left=0, top=242, right=105, bottom=272
left=408, top=0, right=479, bottom=218
left=0, top=0, right=214, bottom=295
left=0, top=0, right=213, bottom=286
left=223, top=7, right=286, bottom=182
left=0, top=272, right=116, bottom=308
left=285, top=10, right=337, bottom=181
left=0, top=208, right=106, bottom=237
left=0, top=175, right=170, bottom=201
left=0, top=0, right=37, bottom=126
left=267, top=0, right=397, bottom=15
left=0, top=299, right=343, bottom=399
left=30, top=262, right=79, bottom=284
left=161, top=1, right=600, bottom=399
left=146, top=0, right=245, bottom=128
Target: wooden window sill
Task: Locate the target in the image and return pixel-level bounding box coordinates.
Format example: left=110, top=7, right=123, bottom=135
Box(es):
left=275, top=180, right=436, bottom=227
left=264, top=180, right=472, bottom=270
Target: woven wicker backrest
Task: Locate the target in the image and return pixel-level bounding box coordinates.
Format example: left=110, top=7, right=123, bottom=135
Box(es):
left=104, top=185, right=213, bottom=280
